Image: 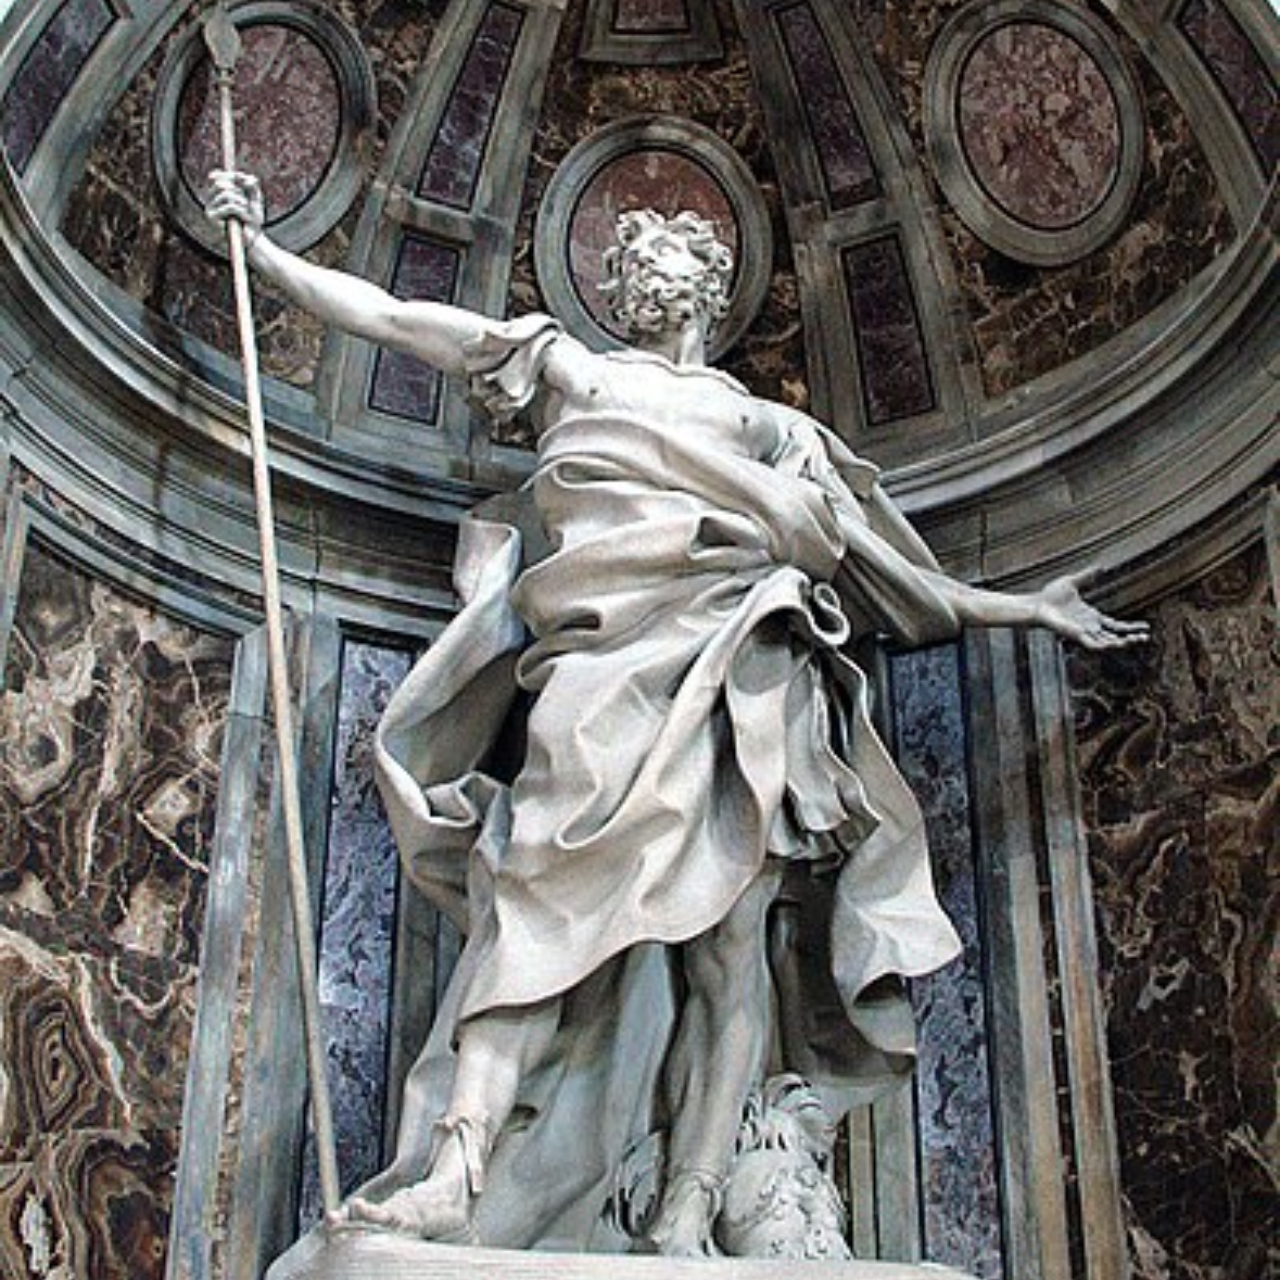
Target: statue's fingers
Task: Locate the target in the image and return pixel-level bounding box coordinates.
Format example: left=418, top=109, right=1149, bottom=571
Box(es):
left=205, top=193, right=241, bottom=218
left=1112, top=618, right=1150, bottom=636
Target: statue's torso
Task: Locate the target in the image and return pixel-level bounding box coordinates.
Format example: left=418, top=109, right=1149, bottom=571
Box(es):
left=539, top=342, right=783, bottom=466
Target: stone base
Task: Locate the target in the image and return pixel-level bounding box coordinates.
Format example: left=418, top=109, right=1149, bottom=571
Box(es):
left=266, top=1225, right=977, bottom=1280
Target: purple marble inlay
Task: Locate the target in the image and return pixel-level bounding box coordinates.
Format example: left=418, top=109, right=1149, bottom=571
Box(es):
left=843, top=236, right=935, bottom=426
left=775, top=3, right=878, bottom=209
left=958, top=22, right=1122, bottom=231
left=177, top=24, right=342, bottom=222
left=0, top=0, right=115, bottom=175
left=299, top=641, right=414, bottom=1229
left=369, top=235, right=461, bottom=423
left=891, top=645, right=1004, bottom=1280
left=417, top=3, right=524, bottom=208
left=615, top=0, right=691, bottom=34
left=1180, top=0, right=1280, bottom=173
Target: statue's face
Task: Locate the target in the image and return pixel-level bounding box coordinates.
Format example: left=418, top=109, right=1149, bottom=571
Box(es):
left=614, top=227, right=718, bottom=337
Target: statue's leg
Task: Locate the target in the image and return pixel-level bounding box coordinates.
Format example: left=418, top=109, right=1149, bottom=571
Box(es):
left=349, top=997, right=559, bottom=1238
left=648, top=864, right=783, bottom=1256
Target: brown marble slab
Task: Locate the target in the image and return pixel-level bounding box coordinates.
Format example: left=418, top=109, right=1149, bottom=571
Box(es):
left=1069, top=541, right=1278, bottom=1280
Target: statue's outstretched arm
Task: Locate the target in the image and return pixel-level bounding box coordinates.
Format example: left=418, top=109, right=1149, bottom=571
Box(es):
left=206, top=169, right=491, bottom=376
left=917, top=565, right=1149, bottom=651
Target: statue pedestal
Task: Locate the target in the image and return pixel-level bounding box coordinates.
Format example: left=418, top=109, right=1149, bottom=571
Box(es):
left=267, top=1226, right=977, bottom=1280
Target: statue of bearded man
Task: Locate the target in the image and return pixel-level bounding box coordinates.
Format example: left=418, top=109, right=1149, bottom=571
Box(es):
left=208, top=173, right=1146, bottom=1260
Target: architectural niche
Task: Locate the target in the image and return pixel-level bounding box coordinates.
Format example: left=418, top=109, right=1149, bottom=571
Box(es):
left=0, top=0, right=1275, bottom=1277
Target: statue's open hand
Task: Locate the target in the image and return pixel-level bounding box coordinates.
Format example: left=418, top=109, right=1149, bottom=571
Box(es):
left=205, top=169, right=265, bottom=242
left=1035, top=571, right=1149, bottom=650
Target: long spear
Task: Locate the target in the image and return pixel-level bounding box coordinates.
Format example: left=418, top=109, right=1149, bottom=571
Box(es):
left=203, top=3, right=341, bottom=1219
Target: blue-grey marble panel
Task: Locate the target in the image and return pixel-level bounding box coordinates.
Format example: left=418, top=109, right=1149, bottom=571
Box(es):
left=890, top=643, right=1003, bottom=1279
left=298, top=640, right=412, bottom=1230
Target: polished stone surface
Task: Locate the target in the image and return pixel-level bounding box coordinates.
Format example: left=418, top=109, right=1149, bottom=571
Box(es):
left=843, top=237, right=935, bottom=426
left=615, top=0, right=691, bottom=34
left=775, top=3, right=879, bottom=210
left=1180, top=0, right=1280, bottom=172
left=1070, top=541, right=1279, bottom=1280
left=299, top=641, right=413, bottom=1231
left=0, top=538, right=234, bottom=1280
left=0, top=0, right=115, bottom=175
left=891, top=644, right=1001, bottom=1280
left=957, top=22, right=1120, bottom=230
left=858, top=0, right=1234, bottom=398
left=416, top=3, right=524, bottom=209
left=61, top=0, right=442, bottom=389
left=178, top=24, right=342, bottom=222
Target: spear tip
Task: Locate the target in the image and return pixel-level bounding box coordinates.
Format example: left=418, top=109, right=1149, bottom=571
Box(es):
left=203, top=4, right=242, bottom=72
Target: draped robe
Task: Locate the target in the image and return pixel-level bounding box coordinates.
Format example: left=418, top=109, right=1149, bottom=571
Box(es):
left=368, top=317, right=965, bottom=1250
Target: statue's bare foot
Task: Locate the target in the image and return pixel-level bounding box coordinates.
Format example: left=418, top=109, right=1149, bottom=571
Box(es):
left=347, top=1148, right=472, bottom=1240
left=646, top=1171, right=721, bottom=1257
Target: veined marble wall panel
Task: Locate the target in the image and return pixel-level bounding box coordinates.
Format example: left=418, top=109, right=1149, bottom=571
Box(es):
left=851, top=0, right=1234, bottom=399
left=60, top=0, right=444, bottom=391
left=0, top=536, right=236, bottom=1279
left=1069, top=539, right=1278, bottom=1279
left=508, top=0, right=808, bottom=421
left=415, top=3, right=524, bottom=210
left=890, top=644, right=1002, bottom=1280
left=298, top=639, right=413, bottom=1232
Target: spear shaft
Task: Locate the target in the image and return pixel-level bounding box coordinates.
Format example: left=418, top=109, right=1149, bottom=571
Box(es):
left=204, top=4, right=341, bottom=1219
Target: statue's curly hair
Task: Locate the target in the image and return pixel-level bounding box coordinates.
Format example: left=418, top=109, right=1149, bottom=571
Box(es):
left=598, top=210, right=734, bottom=336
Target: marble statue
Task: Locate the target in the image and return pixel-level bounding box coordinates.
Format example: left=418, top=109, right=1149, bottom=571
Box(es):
left=208, top=171, right=1147, bottom=1261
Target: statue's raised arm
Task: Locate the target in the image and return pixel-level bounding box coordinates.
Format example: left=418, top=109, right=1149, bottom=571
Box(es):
left=206, top=169, right=499, bottom=377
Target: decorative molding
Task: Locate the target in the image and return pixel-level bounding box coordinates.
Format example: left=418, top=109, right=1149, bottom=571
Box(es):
left=0, top=10, right=1272, bottom=613
left=315, top=0, right=565, bottom=479
left=924, top=0, right=1145, bottom=268
left=963, top=626, right=1127, bottom=1280
left=165, top=624, right=269, bottom=1280
left=736, top=0, right=976, bottom=458
left=150, top=0, right=376, bottom=256
left=533, top=115, right=773, bottom=361
left=900, top=190, right=1279, bottom=589
left=579, top=0, right=723, bottom=65
left=1, top=0, right=202, bottom=225
left=0, top=0, right=117, bottom=176
left=1178, top=0, right=1279, bottom=175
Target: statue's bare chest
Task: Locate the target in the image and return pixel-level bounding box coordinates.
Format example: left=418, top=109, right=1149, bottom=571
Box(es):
left=560, top=352, right=779, bottom=462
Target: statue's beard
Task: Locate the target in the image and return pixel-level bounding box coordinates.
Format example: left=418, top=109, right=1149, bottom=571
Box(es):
left=617, top=269, right=706, bottom=336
